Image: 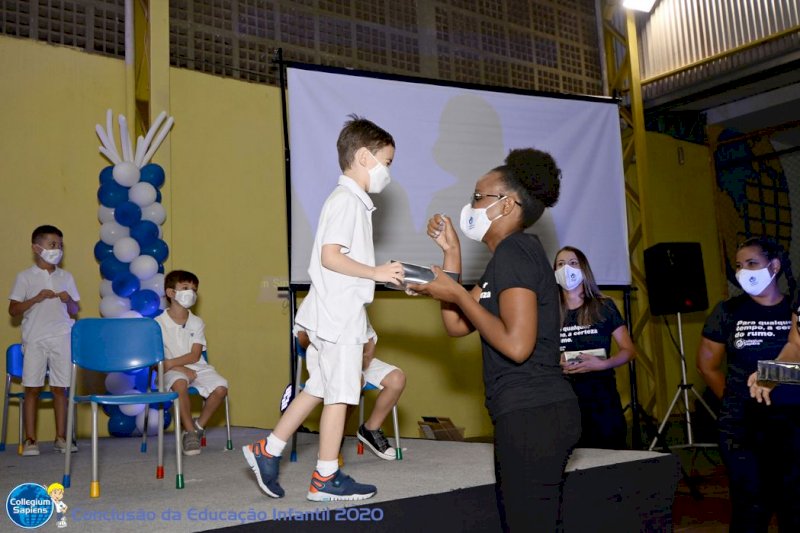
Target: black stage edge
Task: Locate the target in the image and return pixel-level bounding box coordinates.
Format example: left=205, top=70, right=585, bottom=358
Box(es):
left=209, top=452, right=681, bottom=533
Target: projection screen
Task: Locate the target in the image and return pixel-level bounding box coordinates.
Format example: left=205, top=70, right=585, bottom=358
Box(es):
left=288, top=65, right=630, bottom=286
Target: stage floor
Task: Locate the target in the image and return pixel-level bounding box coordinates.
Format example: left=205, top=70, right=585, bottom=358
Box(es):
left=0, top=427, right=677, bottom=532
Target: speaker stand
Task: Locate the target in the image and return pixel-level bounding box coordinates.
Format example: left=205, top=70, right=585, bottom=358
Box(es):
left=649, top=312, right=718, bottom=452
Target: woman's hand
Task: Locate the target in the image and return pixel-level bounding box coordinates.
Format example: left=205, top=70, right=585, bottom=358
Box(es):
left=407, top=265, right=464, bottom=304
left=747, top=371, right=776, bottom=405
left=561, top=354, right=608, bottom=374
left=427, top=214, right=459, bottom=252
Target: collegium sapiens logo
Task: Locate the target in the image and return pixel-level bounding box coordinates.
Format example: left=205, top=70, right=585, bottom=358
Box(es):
left=5, top=483, right=54, bottom=529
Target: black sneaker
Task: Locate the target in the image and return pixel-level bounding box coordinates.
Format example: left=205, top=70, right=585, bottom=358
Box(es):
left=357, top=424, right=396, bottom=461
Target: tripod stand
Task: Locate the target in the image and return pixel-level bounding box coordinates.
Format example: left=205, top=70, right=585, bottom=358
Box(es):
left=649, top=312, right=718, bottom=451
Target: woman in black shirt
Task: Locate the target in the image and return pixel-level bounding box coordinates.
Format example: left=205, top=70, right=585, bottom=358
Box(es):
left=697, top=237, right=799, bottom=532
left=410, top=148, right=579, bottom=532
left=555, top=246, right=636, bottom=449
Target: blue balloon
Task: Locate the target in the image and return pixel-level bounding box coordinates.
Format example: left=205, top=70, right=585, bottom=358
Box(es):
left=156, top=189, right=162, bottom=203
left=130, top=289, right=160, bottom=316
left=163, top=409, right=172, bottom=429
left=158, top=264, right=165, bottom=274
left=140, top=164, right=165, bottom=189
left=129, top=220, right=159, bottom=247
left=140, top=239, right=169, bottom=264
left=99, top=165, right=114, bottom=185
left=100, top=256, right=129, bottom=280
left=114, top=201, right=142, bottom=228
left=98, top=181, right=129, bottom=208
left=102, top=404, right=121, bottom=417
left=112, top=271, right=140, bottom=298
left=143, top=306, right=162, bottom=319
left=94, top=240, right=114, bottom=263
left=108, top=413, right=137, bottom=437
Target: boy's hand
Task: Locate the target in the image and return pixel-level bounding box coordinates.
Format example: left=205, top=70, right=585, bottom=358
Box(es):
left=57, top=291, right=71, bottom=303
left=362, top=338, right=376, bottom=371
left=373, top=261, right=404, bottom=285
left=35, top=289, right=57, bottom=302
left=175, top=366, right=197, bottom=382
left=427, top=214, right=459, bottom=252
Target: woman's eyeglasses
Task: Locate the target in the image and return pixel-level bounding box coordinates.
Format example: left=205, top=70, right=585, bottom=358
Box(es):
left=471, top=192, right=522, bottom=206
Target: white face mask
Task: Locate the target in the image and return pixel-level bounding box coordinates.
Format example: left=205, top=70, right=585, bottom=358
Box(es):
left=459, top=199, right=505, bottom=242
left=38, top=247, right=63, bottom=266
left=555, top=265, right=583, bottom=291
left=174, top=289, right=197, bottom=309
left=736, top=267, right=776, bottom=296
left=367, top=150, right=391, bottom=194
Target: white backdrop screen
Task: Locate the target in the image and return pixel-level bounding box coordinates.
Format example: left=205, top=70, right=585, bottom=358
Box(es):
left=288, top=66, right=630, bottom=285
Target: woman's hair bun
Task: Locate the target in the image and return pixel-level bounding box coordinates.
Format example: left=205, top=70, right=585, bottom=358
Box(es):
left=505, top=148, right=561, bottom=208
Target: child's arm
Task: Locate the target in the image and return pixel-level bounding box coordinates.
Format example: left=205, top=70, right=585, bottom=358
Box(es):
left=163, top=343, right=203, bottom=371
left=321, top=244, right=404, bottom=284
left=57, top=292, right=80, bottom=316
left=8, top=290, right=57, bottom=317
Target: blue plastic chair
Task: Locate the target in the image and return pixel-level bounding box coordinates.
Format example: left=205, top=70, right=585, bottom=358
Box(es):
left=1, top=344, right=55, bottom=454
left=63, top=318, right=183, bottom=498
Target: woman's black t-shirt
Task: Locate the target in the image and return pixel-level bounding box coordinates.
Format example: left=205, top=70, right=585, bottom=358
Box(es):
left=559, top=298, right=625, bottom=385
left=478, top=232, right=575, bottom=421
left=701, top=294, right=792, bottom=402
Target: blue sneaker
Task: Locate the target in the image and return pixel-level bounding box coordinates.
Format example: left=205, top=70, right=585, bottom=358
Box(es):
left=242, top=438, right=285, bottom=498
left=307, top=469, right=376, bottom=501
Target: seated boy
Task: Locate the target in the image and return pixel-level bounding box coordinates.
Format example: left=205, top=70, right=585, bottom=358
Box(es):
left=155, top=270, right=228, bottom=456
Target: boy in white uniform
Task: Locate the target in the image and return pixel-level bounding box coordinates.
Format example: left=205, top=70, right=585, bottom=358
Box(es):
left=243, top=115, right=404, bottom=501
left=8, top=225, right=80, bottom=456
left=155, top=270, right=228, bottom=456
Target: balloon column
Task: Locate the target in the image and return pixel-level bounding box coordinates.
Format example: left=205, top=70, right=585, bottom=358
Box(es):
left=104, top=370, right=172, bottom=437
left=94, top=109, right=175, bottom=436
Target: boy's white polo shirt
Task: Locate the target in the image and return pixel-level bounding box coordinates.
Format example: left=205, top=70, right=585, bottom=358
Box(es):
left=155, top=310, right=208, bottom=370
left=8, top=265, right=80, bottom=344
left=296, top=175, right=376, bottom=345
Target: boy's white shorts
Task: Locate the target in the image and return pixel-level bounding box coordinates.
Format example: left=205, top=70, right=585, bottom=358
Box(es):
left=303, top=332, right=362, bottom=405
left=165, top=364, right=228, bottom=398
left=22, top=334, right=71, bottom=388
left=363, top=358, right=399, bottom=389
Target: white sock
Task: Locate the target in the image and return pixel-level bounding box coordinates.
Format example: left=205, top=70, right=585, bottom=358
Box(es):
left=265, top=434, right=286, bottom=457
left=316, top=459, right=339, bottom=477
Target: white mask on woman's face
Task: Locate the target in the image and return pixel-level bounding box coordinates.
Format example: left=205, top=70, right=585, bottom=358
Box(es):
left=555, top=265, right=583, bottom=291
left=367, top=150, right=391, bottom=193
left=174, top=289, right=197, bottom=309
left=736, top=267, right=776, bottom=296
left=459, top=199, right=505, bottom=242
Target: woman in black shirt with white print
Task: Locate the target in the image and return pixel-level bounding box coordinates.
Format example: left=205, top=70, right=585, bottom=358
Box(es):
left=697, top=237, right=799, bottom=532
left=410, top=148, right=579, bottom=532
left=555, top=246, right=636, bottom=449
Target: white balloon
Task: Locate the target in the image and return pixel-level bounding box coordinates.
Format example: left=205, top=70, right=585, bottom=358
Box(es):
left=105, top=372, right=135, bottom=394
left=129, top=182, right=157, bottom=207
left=159, top=296, right=168, bottom=310
left=141, top=202, right=166, bottom=225
left=140, top=273, right=165, bottom=296
left=98, top=205, right=116, bottom=224
left=130, top=255, right=158, bottom=280
left=119, top=389, right=145, bottom=417
left=112, top=161, right=140, bottom=187
left=100, top=221, right=130, bottom=245
left=100, top=295, right=130, bottom=318
left=100, top=279, right=115, bottom=298
left=136, top=408, right=162, bottom=437
left=113, top=237, right=141, bottom=263
left=118, top=310, right=143, bottom=318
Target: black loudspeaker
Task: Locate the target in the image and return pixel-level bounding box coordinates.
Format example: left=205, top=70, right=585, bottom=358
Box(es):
left=644, top=242, right=709, bottom=316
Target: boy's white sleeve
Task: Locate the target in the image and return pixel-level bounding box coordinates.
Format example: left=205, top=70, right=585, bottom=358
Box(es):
left=193, top=318, right=207, bottom=351
left=8, top=272, right=27, bottom=302
left=65, top=272, right=80, bottom=301
left=319, top=192, right=357, bottom=253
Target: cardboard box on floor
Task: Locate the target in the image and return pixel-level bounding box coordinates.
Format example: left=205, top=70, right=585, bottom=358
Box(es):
left=418, top=416, right=465, bottom=441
